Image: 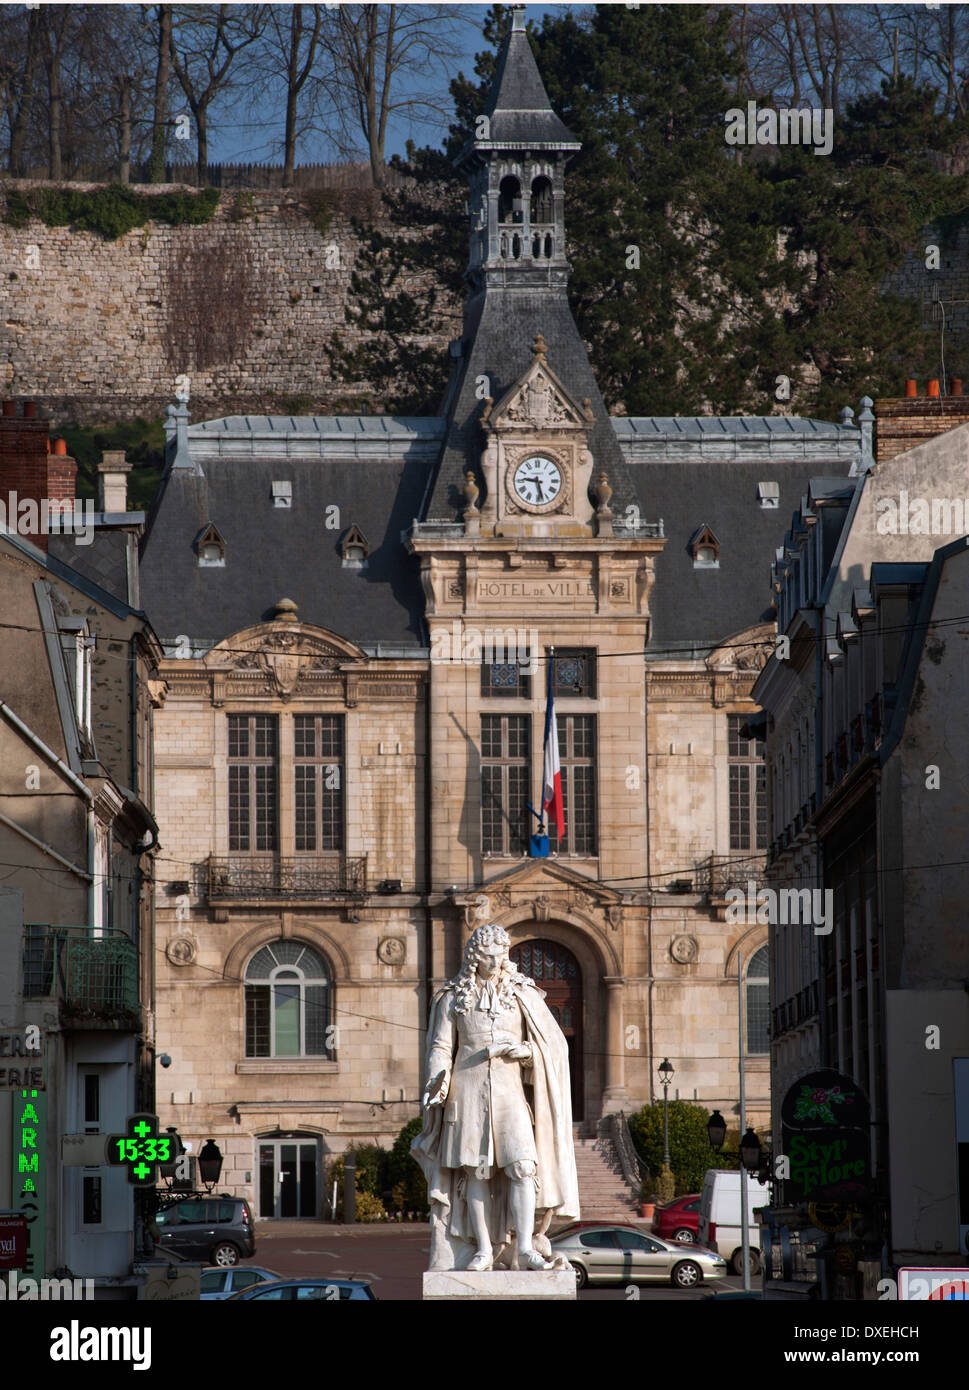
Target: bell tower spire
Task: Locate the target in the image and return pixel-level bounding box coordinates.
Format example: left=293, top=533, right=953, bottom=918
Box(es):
left=456, top=5, right=580, bottom=293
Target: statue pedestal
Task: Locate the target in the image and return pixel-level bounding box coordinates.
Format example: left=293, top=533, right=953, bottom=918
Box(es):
left=422, top=1270, right=576, bottom=1301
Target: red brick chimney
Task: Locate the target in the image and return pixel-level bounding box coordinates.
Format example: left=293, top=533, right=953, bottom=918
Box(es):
left=874, top=380, right=969, bottom=464
left=0, top=400, right=76, bottom=551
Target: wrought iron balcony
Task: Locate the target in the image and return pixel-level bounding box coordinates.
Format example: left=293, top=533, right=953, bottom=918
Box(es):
left=205, top=855, right=368, bottom=902
left=22, top=925, right=140, bottom=1027
left=694, top=852, right=766, bottom=899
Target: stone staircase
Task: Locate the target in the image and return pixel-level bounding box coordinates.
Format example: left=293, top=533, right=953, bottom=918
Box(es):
left=571, top=1123, right=641, bottom=1222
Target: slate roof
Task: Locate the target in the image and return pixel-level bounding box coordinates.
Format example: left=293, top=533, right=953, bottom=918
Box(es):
left=139, top=418, right=444, bottom=648
left=478, top=10, right=579, bottom=149
left=425, top=291, right=642, bottom=522
left=624, top=452, right=858, bottom=653
left=49, top=519, right=141, bottom=608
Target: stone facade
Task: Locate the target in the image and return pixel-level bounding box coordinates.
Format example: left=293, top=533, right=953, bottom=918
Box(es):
left=153, top=613, right=428, bottom=1206
left=0, top=183, right=453, bottom=424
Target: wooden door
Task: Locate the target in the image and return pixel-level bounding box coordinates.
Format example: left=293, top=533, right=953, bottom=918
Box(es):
left=510, top=939, right=583, bottom=1120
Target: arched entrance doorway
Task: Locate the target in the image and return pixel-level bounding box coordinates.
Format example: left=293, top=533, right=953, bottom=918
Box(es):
left=510, top=939, right=584, bottom=1120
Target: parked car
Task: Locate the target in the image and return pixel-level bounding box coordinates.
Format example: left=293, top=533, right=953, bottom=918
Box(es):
left=652, top=1194, right=701, bottom=1244
left=697, top=1169, right=769, bottom=1275
left=550, top=1223, right=727, bottom=1289
left=200, top=1266, right=280, bottom=1301
left=225, top=1277, right=376, bottom=1301
left=155, top=1196, right=255, bottom=1266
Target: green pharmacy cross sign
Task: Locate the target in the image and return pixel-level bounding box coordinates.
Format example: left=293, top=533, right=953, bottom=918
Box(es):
left=105, top=1114, right=173, bottom=1186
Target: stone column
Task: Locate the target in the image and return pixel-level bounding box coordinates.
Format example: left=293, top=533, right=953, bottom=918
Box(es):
left=601, top=977, right=630, bottom=1112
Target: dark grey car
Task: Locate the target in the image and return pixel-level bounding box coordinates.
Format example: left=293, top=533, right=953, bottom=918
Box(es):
left=155, top=1196, right=256, bottom=1266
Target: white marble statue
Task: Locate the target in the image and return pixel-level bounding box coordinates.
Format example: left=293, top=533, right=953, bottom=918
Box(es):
left=411, top=924, right=580, bottom=1271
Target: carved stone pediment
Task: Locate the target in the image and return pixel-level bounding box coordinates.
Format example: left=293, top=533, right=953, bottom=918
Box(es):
left=204, top=621, right=365, bottom=700
left=454, top=860, right=624, bottom=930
left=706, top=623, right=775, bottom=674
left=490, top=360, right=590, bottom=434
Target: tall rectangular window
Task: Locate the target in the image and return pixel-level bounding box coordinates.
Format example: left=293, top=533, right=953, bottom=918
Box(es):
left=728, top=715, right=767, bottom=851
left=481, top=714, right=530, bottom=855
left=554, top=715, right=597, bottom=855
left=294, top=715, right=345, bottom=852
left=228, top=715, right=278, bottom=852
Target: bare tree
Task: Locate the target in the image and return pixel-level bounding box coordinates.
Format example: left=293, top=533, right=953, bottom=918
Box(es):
left=169, top=4, right=267, bottom=183
left=0, top=7, right=42, bottom=176
left=148, top=4, right=173, bottom=182
left=318, top=4, right=474, bottom=187
left=248, top=3, right=325, bottom=186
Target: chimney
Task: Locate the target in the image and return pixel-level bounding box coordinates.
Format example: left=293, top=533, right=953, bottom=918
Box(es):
left=0, top=400, right=76, bottom=552
left=98, top=449, right=132, bottom=513
left=874, top=377, right=969, bottom=464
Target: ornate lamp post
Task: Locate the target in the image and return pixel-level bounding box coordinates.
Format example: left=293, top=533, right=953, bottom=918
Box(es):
left=197, top=1139, right=224, bottom=1192
left=658, top=1058, right=675, bottom=1203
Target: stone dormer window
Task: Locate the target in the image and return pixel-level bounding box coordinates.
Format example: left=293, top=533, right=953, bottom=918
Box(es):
left=196, top=522, right=226, bottom=567
left=340, top=524, right=369, bottom=569
left=272, top=480, right=292, bottom=508
left=690, top=525, right=720, bottom=568
left=758, top=481, right=779, bottom=509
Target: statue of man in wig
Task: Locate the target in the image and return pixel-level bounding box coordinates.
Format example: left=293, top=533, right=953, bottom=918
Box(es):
left=411, top=923, right=579, bottom=1271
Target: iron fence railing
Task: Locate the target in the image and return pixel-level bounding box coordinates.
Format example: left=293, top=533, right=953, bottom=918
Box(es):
left=23, top=925, right=139, bottom=1019
left=599, top=1111, right=646, bottom=1194
left=206, top=855, right=367, bottom=900
left=694, top=852, right=766, bottom=898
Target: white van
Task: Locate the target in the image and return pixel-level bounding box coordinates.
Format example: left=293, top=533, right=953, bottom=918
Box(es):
left=697, top=1169, right=770, bottom=1274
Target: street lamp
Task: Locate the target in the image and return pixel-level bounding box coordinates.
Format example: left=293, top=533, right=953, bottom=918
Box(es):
left=658, top=1058, right=675, bottom=1201
left=740, top=1128, right=763, bottom=1173
left=197, top=1139, right=223, bottom=1191
left=707, top=1109, right=727, bottom=1151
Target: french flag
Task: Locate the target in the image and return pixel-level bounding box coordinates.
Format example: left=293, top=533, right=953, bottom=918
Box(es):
left=542, top=654, right=564, bottom=838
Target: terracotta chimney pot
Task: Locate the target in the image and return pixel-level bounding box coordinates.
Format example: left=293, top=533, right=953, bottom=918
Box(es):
left=23, top=401, right=36, bottom=418
left=1, top=401, right=14, bottom=417
left=904, top=379, right=917, bottom=397
left=951, top=378, right=963, bottom=396
left=52, top=438, right=67, bottom=455
left=928, top=379, right=940, bottom=397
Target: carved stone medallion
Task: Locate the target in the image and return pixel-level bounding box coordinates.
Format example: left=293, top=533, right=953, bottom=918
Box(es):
left=377, top=937, right=406, bottom=965
left=166, top=937, right=197, bottom=966
left=670, top=934, right=699, bottom=964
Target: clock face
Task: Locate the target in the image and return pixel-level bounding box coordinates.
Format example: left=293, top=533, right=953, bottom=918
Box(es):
left=513, top=455, right=562, bottom=508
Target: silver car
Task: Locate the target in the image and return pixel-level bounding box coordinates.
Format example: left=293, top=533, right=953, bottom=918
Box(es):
left=199, top=1266, right=281, bottom=1301
left=551, top=1223, right=728, bottom=1289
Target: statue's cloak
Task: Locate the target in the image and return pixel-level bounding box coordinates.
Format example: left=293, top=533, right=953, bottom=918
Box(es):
left=411, top=978, right=580, bottom=1270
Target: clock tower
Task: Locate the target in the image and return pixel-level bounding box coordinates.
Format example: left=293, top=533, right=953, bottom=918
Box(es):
left=408, top=6, right=665, bottom=1119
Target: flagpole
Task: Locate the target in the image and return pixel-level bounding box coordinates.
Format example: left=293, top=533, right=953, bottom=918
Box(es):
left=540, top=645, right=554, bottom=834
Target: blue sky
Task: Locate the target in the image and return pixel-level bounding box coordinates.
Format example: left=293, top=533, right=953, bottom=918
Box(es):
left=206, top=4, right=574, bottom=167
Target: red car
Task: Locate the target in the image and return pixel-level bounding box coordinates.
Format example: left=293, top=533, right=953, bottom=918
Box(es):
left=652, top=1193, right=701, bottom=1244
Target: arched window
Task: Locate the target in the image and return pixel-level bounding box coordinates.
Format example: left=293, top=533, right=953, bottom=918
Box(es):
left=244, top=941, right=331, bottom=1057
left=498, top=175, right=522, bottom=223
left=530, top=175, right=553, bottom=223
left=745, top=945, right=769, bottom=1054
